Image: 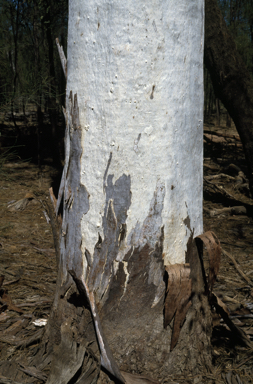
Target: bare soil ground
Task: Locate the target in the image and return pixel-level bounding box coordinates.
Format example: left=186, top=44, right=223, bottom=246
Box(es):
left=0, top=123, right=253, bottom=384
left=0, top=163, right=58, bottom=383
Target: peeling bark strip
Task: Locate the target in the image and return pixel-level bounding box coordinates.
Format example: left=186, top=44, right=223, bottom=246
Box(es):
left=87, top=173, right=131, bottom=302
left=164, top=264, right=192, bottom=351
left=59, top=92, right=90, bottom=277
left=69, top=270, right=125, bottom=384
left=56, top=91, right=166, bottom=381
left=195, top=231, right=221, bottom=295
left=56, top=93, right=125, bottom=382
left=55, top=38, right=67, bottom=79
left=87, top=177, right=166, bottom=307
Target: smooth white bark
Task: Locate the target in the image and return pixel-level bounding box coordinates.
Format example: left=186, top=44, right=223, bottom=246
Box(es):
left=67, top=0, right=204, bottom=268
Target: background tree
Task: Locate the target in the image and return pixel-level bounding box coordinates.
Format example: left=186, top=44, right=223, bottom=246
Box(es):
left=204, top=0, right=253, bottom=127
left=205, top=0, right=253, bottom=196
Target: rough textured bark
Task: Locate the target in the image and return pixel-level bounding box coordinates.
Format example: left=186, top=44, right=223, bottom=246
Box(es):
left=37, top=94, right=211, bottom=383
left=204, top=0, right=253, bottom=195
left=31, top=1, right=213, bottom=383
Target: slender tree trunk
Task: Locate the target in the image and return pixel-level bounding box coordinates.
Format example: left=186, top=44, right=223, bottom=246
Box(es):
left=44, top=1, right=62, bottom=168
left=9, top=0, right=21, bottom=136
left=32, top=1, right=213, bottom=383
left=207, top=85, right=214, bottom=122
left=204, top=67, right=211, bottom=121
left=215, top=98, right=220, bottom=126
left=205, top=0, right=253, bottom=195
left=226, top=112, right=231, bottom=128
left=33, top=1, right=43, bottom=168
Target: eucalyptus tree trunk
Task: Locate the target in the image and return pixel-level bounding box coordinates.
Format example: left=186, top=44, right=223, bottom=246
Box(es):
left=35, top=1, right=212, bottom=383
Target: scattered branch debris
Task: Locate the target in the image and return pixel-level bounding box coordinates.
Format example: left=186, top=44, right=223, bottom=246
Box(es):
left=211, top=293, right=252, bottom=348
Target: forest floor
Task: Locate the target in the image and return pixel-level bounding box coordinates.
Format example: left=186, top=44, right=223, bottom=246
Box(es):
left=0, top=123, right=253, bottom=384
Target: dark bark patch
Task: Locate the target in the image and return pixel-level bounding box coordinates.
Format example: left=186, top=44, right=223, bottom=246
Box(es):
left=60, top=93, right=90, bottom=277
left=185, top=231, right=203, bottom=296
left=195, top=231, right=221, bottom=295
left=103, top=152, right=112, bottom=192
left=101, top=226, right=165, bottom=328
left=88, top=173, right=131, bottom=301
left=183, top=215, right=191, bottom=232
left=164, top=264, right=192, bottom=351
left=150, top=85, right=155, bottom=99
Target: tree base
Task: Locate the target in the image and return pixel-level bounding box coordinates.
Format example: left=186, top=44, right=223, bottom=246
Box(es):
left=26, top=237, right=212, bottom=384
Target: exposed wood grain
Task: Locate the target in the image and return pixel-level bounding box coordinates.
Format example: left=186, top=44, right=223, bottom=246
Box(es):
left=164, top=264, right=192, bottom=351
left=196, top=231, right=221, bottom=294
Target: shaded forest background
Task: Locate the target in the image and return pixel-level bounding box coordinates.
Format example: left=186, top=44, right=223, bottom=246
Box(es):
left=0, top=0, right=68, bottom=167
left=0, top=0, right=252, bottom=167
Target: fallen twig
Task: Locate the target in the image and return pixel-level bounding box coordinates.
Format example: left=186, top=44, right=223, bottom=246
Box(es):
left=235, top=355, right=253, bottom=369
left=222, top=249, right=253, bottom=287
left=18, top=363, right=47, bottom=382
left=204, top=129, right=241, bottom=142
left=0, top=374, right=24, bottom=384
left=205, top=173, right=236, bottom=181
